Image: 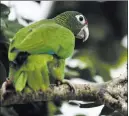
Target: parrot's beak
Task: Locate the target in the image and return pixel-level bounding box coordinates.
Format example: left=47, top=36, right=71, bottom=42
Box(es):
left=76, top=25, right=89, bottom=42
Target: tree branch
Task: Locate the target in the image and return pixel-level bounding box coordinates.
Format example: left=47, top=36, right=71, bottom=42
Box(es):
left=0, top=72, right=127, bottom=116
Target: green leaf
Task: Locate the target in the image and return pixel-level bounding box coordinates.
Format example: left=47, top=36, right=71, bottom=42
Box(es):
left=73, top=49, right=112, bottom=81
left=65, top=68, right=80, bottom=78
left=2, top=19, right=24, bottom=39
left=109, top=45, right=127, bottom=68
left=72, top=39, right=127, bottom=82
left=1, top=18, right=7, bottom=29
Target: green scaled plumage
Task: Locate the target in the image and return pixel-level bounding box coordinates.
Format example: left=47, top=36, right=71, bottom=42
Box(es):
left=9, top=54, right=54, bottom=92
left=7, top=11, right=88, bottom=93
left=1, top=10, right=89, bottom=116
left=9, top=20, right=75, bottom=61
left=8, top=20, right=75, bottom=93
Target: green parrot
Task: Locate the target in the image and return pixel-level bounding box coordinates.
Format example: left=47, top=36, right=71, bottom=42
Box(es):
left=1, top=11, right=89, bottom=95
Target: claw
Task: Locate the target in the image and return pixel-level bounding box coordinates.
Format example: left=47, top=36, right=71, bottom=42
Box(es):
left=56, top=80, right=76, bottom=94
left=1, top=81, right=7, bottom=99
left=1, top=78, right=15, bottom=100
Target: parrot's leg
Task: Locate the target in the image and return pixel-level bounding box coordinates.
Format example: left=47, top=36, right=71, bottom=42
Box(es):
left=48, top=57, right=76, bottom=93
left=53, top=58, right=76, bottom=93
left=41, top=64, right=50, bottom=91
left=1, top=78, right=15, bottom=99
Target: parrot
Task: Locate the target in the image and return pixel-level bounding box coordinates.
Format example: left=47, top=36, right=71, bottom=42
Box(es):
left=1, top=11, right=89, bottom=96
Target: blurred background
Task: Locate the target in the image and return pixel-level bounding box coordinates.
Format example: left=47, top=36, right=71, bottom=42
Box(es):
left=0, top=1, right=128, bottom=116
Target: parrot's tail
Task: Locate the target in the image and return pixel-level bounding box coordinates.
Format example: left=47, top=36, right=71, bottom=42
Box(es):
left=9, top=54, right=54, bottom=93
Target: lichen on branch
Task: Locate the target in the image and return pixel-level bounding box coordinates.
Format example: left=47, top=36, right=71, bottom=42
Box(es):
left=0, top=72, right=127, bottom=116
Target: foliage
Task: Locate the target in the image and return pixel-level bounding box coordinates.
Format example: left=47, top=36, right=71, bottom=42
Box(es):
left=0, top=3, right=23, bottom=40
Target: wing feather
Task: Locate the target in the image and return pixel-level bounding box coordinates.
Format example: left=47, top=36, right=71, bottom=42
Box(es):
left=9, top=23, right=75, bottom=61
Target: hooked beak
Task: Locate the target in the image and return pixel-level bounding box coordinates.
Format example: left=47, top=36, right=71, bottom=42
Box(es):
left=76, top=25, right=89, bottom=42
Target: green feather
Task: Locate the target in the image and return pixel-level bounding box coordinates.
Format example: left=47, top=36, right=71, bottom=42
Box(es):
left=9, top=22, right=75, bottom=61
left=8, top=11, right=85, bottom=93
left=15, top=72, right=27, bottom=92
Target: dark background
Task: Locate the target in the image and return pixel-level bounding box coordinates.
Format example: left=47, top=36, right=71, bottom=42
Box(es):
left=0, top=1, right=128, bottom=116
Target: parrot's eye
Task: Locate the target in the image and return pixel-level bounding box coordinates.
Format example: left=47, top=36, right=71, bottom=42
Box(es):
left=75, top=15, right=85, bottom=25
left=79, top=16, right=83, bottom=21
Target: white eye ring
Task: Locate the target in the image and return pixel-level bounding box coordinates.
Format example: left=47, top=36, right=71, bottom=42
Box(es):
left=75, top=15, right=85, bottom=25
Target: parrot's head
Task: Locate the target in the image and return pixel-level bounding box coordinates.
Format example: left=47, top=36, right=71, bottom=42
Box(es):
left=54, top=11, right=89, bottom=42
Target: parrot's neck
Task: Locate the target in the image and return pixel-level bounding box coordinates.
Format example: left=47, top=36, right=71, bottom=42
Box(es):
left=53, top=17, right=70, bottom=31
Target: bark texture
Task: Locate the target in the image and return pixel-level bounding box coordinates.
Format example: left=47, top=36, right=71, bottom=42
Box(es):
left=0, top=72, right=127, bottom=116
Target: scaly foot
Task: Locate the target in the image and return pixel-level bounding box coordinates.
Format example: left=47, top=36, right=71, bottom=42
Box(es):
left=56, top=79, right=76, bottom=94
left=1, top=78, right=15, bottom=100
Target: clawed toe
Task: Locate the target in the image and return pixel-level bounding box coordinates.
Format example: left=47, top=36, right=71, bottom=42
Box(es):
left=1, top=78, right=15, bottom=100
left=55, top=80, right=76, bottom=94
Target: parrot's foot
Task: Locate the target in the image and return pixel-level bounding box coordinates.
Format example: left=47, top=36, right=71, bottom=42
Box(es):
left=56, top=80, right=76, bottom=94
left=1, top=78, right=15, bottom=100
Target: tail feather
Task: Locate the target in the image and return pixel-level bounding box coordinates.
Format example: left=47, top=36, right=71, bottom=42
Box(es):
left=9, top=54, right=54, bottom=93
left=15, top=71, right=27, bottom=92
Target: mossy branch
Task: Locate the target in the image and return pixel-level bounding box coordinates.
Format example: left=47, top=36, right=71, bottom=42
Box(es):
left=0, top=72, right=127, bottom=116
